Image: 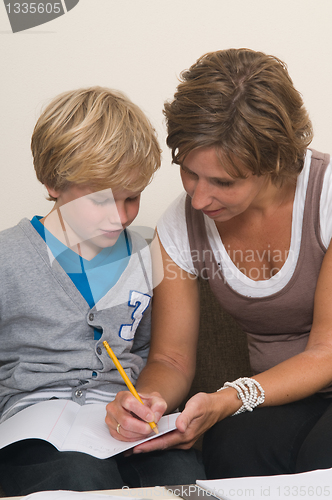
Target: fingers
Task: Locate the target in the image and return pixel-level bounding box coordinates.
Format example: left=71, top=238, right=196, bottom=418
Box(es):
left=140, top=391, right=167, bottom=423
left=132, top=430, right=187, bottom=453
left=132, top=428, right=194, bottom=453
left=133, top=392, right=221, bottom=452
left=105, top=391, right=167, bottom=442
left=175, top=392, right=207, bottom=432
left=141, top=393, right=167, bottom=424
left=106, top=402, right=152, bottom=441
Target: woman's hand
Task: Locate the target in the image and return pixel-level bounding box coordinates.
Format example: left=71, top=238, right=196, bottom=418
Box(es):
left=105, top=390, right=167, bottom=442
left=131, top=389, right=240, bottom=453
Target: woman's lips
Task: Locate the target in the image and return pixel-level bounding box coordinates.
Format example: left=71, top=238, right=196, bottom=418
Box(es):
left=202, top=207, right=226, bottom=218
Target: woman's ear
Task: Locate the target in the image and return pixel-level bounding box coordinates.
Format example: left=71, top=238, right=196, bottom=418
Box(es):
left=45, top=185, right=60, bottom=200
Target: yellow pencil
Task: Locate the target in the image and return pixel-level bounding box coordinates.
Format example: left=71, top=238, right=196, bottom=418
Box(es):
left=103, top=340, right=158, bottom=434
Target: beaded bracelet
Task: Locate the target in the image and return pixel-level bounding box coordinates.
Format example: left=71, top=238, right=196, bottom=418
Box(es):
left=217, top=377, right=265, bottom=416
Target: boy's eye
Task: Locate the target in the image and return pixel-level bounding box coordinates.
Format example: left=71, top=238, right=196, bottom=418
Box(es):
left=127, top=195, right=140, bottom=202
left=90, top=198, right=113, bottom=206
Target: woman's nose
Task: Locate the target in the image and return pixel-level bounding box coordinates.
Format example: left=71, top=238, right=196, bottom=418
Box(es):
left=190, top=181, right=212, bottom=211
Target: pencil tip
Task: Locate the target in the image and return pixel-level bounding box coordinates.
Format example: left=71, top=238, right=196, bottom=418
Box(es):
left=153, top=426, right=159, bottom=434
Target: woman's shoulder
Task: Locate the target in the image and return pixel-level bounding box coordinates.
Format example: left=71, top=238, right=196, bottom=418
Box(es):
left=157, top=192, right=188, bottom=243
left=157, top=192, right=196, bottom=275
left=158, top=192, right=187, bottom=227
left=319, top=152, right=332, bottom=248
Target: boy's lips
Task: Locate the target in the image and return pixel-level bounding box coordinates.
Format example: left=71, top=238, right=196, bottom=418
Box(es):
left=100, top=228, right=123, bottom=237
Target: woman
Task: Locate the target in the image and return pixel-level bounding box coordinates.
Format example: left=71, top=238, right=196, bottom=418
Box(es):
left=106, top=48, right=332, bottom=478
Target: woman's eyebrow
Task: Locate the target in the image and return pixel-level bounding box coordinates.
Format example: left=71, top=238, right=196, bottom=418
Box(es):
left=181, top=163, right=234, bottom=183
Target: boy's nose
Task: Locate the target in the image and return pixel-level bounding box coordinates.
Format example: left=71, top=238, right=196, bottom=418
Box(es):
left=108, top=202, right=127, bottom=228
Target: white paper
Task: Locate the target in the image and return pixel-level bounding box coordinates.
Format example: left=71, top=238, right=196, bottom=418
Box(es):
left=24, top=491, right=139, bottom=500
left=197, top=468, right=332, bottom=500
left=0, top=399, right=179, bottom=459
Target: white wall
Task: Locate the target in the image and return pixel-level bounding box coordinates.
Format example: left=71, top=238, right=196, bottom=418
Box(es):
left=1, top=0, right=331, bottom=232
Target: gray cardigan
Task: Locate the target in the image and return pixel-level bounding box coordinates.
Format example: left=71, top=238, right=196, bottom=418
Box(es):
left=0, top=219, right=152, bottom=418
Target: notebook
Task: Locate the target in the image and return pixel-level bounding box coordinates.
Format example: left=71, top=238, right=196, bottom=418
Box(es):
left=0, top=399, right=179, bottom=459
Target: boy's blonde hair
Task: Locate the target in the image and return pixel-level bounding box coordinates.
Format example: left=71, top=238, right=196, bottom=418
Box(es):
left=32, top=87, right=161, bottom=200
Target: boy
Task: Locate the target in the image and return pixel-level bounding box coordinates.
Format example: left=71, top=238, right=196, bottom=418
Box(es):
left=0, top=87, right=205, bottom=495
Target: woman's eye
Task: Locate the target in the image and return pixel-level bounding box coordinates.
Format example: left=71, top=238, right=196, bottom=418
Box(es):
left=217, top=181, right=233, bottom=187
left=181, top=165, right=197, bottom=177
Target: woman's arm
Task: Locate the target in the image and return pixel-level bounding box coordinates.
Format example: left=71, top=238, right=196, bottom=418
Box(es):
left=135, top=237, right=200, bottom=408
left=105, top=235, right=205, bottom=440
left=252, top=240, right=332, bottom=405
left=132, top=240, right=332, bottom=452
left=107, top=239, right=332, bottom=448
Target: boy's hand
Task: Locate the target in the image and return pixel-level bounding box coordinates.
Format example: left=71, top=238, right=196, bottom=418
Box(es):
left=105, top=391, right=167, bottom=442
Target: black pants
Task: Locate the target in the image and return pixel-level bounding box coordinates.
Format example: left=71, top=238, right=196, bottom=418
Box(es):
left=203, top=395, right=332, bottom=479
left=0, top=440, right=206, bottom=496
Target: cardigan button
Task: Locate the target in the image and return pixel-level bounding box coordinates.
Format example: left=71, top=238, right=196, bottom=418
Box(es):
left=96, top=346, right=102, bottom=355
left=89, top=313, right=94, bottom=321
left=75, top=389, right=83, bottom=398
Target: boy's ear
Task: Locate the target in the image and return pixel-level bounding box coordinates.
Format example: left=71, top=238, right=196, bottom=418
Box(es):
left=45, top=185, right=60, bottom=199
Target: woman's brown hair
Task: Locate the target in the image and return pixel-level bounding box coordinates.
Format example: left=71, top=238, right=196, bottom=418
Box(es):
left=164, top=48, right=313, bottom=183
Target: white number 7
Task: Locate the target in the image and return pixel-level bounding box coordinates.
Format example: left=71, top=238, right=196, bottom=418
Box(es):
left=119, top=290, right=151, bottom=341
